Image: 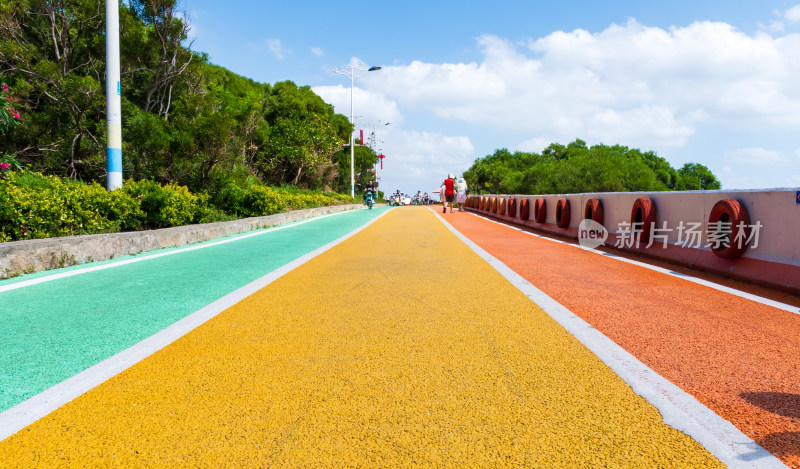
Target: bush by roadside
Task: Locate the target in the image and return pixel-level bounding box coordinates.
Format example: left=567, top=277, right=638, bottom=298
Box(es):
left=0, top=172, right=352, bottom=242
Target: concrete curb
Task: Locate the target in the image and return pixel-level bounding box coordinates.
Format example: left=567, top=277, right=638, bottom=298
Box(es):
left=0, top=204, right=362, bottom=278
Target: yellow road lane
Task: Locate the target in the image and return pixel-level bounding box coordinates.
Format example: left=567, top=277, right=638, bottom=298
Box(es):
left=0, top=207, right=722, bottom=467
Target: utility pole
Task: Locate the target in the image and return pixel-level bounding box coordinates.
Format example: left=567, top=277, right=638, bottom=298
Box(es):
left=332, top=62, right=381, bottom=198
left=105, top=0, right=122, bottom=190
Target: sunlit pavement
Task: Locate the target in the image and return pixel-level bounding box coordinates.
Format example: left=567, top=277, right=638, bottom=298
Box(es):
left=1, top=206, right=795, bottom=467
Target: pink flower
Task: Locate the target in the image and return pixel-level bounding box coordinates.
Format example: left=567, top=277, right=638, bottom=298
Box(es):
left=14, top=113, right=20, bottom=120
left=1, top=84, right=7, bottom=92
left=0, top=163, right=9, bottom=170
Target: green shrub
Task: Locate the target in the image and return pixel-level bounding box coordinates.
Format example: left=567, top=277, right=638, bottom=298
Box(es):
left=0, top=172, right=143, bottom=241
left=240, top=184, right=284, bottom=216
left=121, top=179, right=208, bottom=229
left=0, top=172, right=351, bottom=241
left=212, top=180, right=350, bottom=217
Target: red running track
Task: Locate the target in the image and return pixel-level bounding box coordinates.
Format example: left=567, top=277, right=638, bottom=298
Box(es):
left=444, top=210, right=800, bottom=467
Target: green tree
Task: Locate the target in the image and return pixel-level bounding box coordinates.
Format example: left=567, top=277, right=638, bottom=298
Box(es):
left=0, top=0, right=107, bottom=179
left=464, top=140, right=720, bottom=195
left=262, top=113, right=340, bottom=187
left=675, top=162, right=721, bottom=190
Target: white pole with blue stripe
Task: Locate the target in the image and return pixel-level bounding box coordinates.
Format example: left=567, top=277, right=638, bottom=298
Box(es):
left=105, top=0, right=122, bottom=190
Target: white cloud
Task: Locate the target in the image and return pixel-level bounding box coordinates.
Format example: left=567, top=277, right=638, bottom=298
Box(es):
left=378, top=131, right=475, bottom=193
left=366, top=20, right=800, bottom=153
left=785, top=5, right=800, bottom=23
left=267, top=38, right=288, bottom=59
left=515, top=137, right=555, bottom=153
left=246, top=38, right=292, bottom=60
left=312, top=82, right=473, bottom=192
left=311, top=84, right=403, bottom=127
left=311, top=47, right=324, bottom=57
left=725, top=148, right=790, bottom=166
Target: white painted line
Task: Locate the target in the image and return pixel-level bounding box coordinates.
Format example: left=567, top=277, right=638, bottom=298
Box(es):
left=431, top=209, right=787, bottom=468
left=0, top=209, right=390, bottom=442
left=465, top=211, right=800, bottom=315
left=0, top=209, right=360, bottom=294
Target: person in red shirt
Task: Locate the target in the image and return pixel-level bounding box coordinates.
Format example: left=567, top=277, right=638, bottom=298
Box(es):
left=442, top=172, right=456, bottom=213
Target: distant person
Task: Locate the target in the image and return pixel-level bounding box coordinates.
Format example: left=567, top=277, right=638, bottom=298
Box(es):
left=364, top=179, right=375, bottom=196
left=442, top=173, right=456, bottom=213
left=456, top=177, right=468, bottom=211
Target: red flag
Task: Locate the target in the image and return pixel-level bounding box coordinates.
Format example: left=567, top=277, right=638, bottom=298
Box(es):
left=379, top=153, right=385, bottom=169
left=360, top=130, right=364, bottom=145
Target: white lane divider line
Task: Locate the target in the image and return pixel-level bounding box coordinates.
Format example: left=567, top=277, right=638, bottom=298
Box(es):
left=0, top=209, right=391, bottom=442
left=430, top=208, right=787, bottom=469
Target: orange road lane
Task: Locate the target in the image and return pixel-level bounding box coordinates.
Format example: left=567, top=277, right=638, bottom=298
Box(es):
left=0, top=207, right=722, bottom=467
left=443, top=209, right=800, bottom=468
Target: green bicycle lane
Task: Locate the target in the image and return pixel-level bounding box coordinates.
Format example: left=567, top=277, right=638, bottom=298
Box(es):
left=0, top=207, right=390, bottom=412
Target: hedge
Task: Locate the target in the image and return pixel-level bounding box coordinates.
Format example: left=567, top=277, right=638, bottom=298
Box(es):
left=0, top=172, right=352, bottom=242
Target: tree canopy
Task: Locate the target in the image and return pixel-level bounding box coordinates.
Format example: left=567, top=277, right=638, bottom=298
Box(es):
left=464, top=139, right=721, bottom=195
left=0, top=0, right=378, bottom=195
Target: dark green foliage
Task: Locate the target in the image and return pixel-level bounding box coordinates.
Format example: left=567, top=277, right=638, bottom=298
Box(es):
left=0, top=171, right=351, bottom=241
left=0, top=172, right=142, bottom=240
left=675, top=163, right=721, bottom=190
left=464, top=140, right=721, bottom=195
left=0, top=0, right=376, bottom=195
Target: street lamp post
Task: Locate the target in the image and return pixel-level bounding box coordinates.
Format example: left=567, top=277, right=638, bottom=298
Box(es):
left=332, top=62, right=381, bottom=198
left=367, top=121, right=390, bottom=187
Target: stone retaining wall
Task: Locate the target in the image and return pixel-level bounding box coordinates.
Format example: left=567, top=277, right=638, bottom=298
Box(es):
left=0, top=204, right=362, bottom=278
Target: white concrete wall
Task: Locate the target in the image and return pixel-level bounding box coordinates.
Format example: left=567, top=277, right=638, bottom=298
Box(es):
left=468, top=189, right=800, bottom=292
left=475, top=190, right=799, bottom=265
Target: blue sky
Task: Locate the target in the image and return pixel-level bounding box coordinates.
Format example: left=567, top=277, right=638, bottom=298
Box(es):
left=181, top=0, right=800, bottom=194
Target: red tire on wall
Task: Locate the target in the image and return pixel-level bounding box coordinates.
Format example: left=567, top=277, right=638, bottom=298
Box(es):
left=534, top=198, right=547, bottom=223
left=479, top=197, right=486, bottom=211
left=584, top=198, right=604, bottom=225
left=708, top=199, right=751, bottom=259
left=491, top=197, right=498, bottom=213
left=519, top=198, right=530, bottom=220
left=631, top=198, right=657, bottom=246
left=556, top=198, right=571, bottom=228
left=507, top=197, right=517, bottom=218
left=497, top=197, right=506, bottom=215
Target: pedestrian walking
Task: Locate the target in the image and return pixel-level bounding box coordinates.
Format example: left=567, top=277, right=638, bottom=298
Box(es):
left=456, top=177, right=468, bottom=211
left=442, top=173, right=456, bottom=213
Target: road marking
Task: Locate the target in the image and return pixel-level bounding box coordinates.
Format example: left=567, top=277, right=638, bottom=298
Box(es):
left=466, top=211, right=800, bottom=315
left=0, top=209, right=359, bottom=294
left=0, top=209, right=390, bottom=442
left=432, top=208, right=787, bottom=469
